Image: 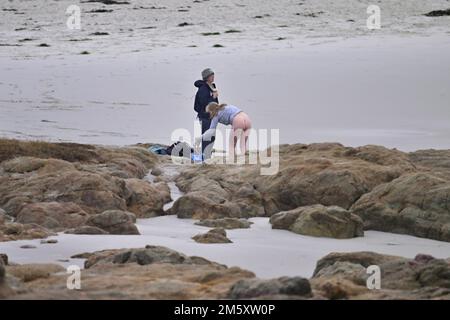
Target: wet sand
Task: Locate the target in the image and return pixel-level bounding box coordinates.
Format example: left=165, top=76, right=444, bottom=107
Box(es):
left=1, top=1, right=450, bottom=150
left=1, top=216, right=450, bottom=279
left=1, top=35, right=450, bottom=151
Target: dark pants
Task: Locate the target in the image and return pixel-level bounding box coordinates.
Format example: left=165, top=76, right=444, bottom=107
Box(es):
left=200, top=118, right=215, bottom=159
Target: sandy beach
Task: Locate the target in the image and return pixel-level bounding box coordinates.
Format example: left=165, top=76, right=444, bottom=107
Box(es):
left=1, top=1, right=450, bottom=150
left=2, top=216, right=450, bottom=279
left=1, top=0, right=450, bottom=301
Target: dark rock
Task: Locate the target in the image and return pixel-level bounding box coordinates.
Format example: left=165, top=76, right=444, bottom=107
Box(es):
left=16, top=202, right=88, bottom=230
left=0, top=254, right=7, bottom=265
left=151, top=167, right=162, bottom=176
left=87, top=9, right=113, bottom=13
left=82, top=0, right=130, bottom=5
left=270, top=204, right=364, bottom=239
left=89, top=32, right=109, bottom=36
left=0, top=208, right=6, bottom=224
left=83, top=245, right=220, bottom=268
left=424, top=9, right=450, bottom=17
left=171, top=193, right=241, bottom=219
left=40, top=239, right=58, bottom=244
left=311, top=251, right=450, bottom=299
left=351, top=173, right=450, bottom=242
left=192, top=228, right=232, bottom=244
left=178, top=22, right=193, bottom=27
left=228, top=276, right=312, bottom=299
left=20, top=245, right=37, bottom=249
left=195, top=218, right=253, bottom=229
left=125, top=179, right=170, bottom=218
left=86, top=210, right=139, bottom=235
left=65, top=225, right=108, bottom=235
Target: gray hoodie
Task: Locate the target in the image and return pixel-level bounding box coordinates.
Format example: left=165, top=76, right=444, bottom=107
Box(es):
left=202, top=105, right=242, bottom=140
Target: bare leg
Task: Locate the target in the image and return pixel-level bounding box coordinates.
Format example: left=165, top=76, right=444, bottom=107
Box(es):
left=231, top=112, right=252, bottom=158
left=228, top=128, right=236, bottom=159
left=240, top=129, right=246, bottom=154
left=243, top=129, right=251, bottom=154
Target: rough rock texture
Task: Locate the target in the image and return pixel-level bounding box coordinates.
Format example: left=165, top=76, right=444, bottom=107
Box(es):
left=170, top=192, right=242, bottom=220
left=125, top=179, right=171, bottom=218
left=424, top=9, right=450, bottom=17
left=1, top=247, right=449, bottom=300
left=170, top=171, right=265, bottom=219
left=270, top=204, right=364, bottom=239
left=0, top=259, right=4, bottom=278
left=0, top=254, right=7, bottom=265
left=311, top=252, right=450, bottom=299
left=172, top=144, right=415, bottom=220
left=192, top=228, right=232, bottom=244
left=6, top=264, right=65, bottom=283
left=228, top=276, right=312, bottom=299
left=0, top=139, right=169, bottom=241
left=409, top=149, right=450, bottom=178
left=3, top=246, right=256, bottom=299
left=86, top=210, right=139, bottom=235
left=172, top=143, right=450, bottom=242
left=65, top=225, right=108, bottom=235
left=0, top=258, right=11, bottom=298
left=351, top=173, right=450, bottom=242
left=0, top=222, right=54, bottom=242
left=195, top=218, right=253, bottom=229
left=15, top=202, right=88, bottom=230
left=0, top=208, right=6, bottom=225
left=81, top=245, right=224, bottom=269
left=3, top=140, right=449, bottom=242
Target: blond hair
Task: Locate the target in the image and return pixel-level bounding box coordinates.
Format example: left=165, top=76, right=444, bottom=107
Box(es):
left=206, top=102, right=227, bottom=119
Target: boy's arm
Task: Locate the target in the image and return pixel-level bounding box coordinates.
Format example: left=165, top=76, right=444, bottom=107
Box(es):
left=201, top=116, right=219, bottom=142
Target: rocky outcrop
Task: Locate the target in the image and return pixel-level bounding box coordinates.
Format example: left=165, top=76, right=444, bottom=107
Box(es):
left=0, top=139, right=169, bottom=241
left=0, top=208, right=7, bottom=225
left=0, top=222, right=54, bottom=242
left=270, top=205, right=364, bottom=239
left=170, top=192, right=242, bottom=219
left=65, top=225, right=108, bottom=235
left=228, top=276, right=312, bottom=299
left=82, top=245, right=223, bottom=268
left=256, top=144, right=415, bottom=214
left=4, top=246, right=256, bottom=299
left=0, top=158, right=130, bottom=216
left=0, top=258, right=4, bottom=279
left=6, top=264, right=65, bottom=283
left=424, top=9, right=450, bottom=17
left=172, top=143, right=415, bottom=220
left=172, top=143, right=450, bottom=242
left=311, top=252, right=450, bottom=299
left=195, top=218, right=253, bottom=229
left=85, top=210, right=139, bottom=235
left=409, top=149, right=450, bottom=175
left=125, top=179, right=171, bottom=218
left=192, top=228, right=232, bottom=244
left=15, top=202, right=88, bottom=230
left=1, top=247, right=449, bottom=300
left=0, top=258, right=10, bottom=298
left=351, top=173, right=450, bottom=242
